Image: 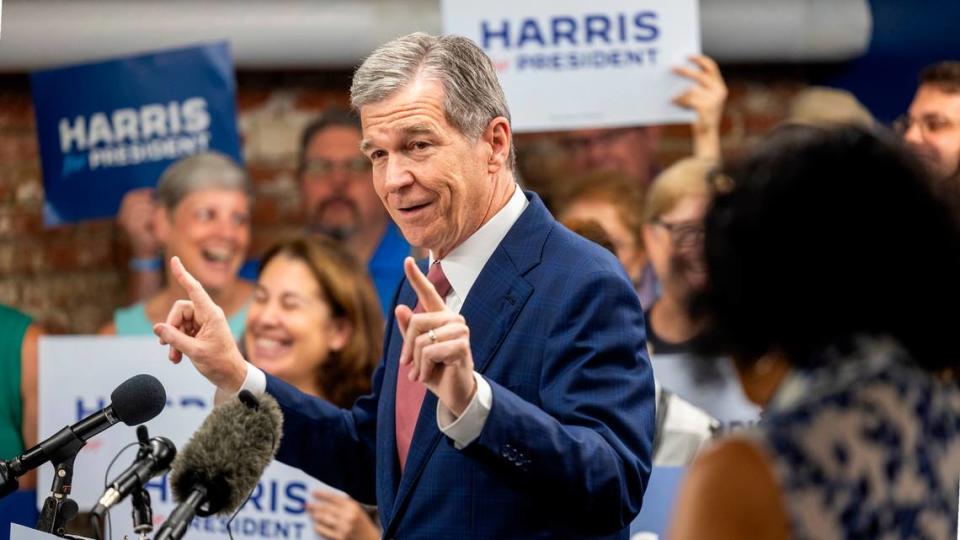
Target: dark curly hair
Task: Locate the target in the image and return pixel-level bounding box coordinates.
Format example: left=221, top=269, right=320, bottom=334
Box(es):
left=691, top=125, right=960, bottom=372
left=258, top=235, right=383, bottom=407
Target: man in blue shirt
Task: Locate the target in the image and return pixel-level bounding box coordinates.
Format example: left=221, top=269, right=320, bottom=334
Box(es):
left=297, top=108, right=410, bottom=314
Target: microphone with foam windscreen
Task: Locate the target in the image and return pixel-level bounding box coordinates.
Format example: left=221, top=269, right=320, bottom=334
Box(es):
left=154, top=390, right=282, bottom=540
left=0, top=374, right=167, bottom=499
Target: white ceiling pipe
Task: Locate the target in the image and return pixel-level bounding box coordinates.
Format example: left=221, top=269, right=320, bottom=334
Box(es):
left=0, top=0, right=870, bottom=71
left=0, top=0, right=442, bottom=70
left=700, top=0, right=872, bottom=62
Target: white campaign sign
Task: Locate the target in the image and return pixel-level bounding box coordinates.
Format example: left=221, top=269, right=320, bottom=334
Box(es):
left=10, top=523, right=68, bottom=540
left=442, top=0, right=700, bottom=132
left=38, top=336, right=335, bottom=540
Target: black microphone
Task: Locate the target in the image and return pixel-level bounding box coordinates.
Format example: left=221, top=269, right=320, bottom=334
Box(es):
left=0, top=374, right=167, bottom=498
left=154, top=390, right=282, bottom=540
left=91, top=425, right=176, bottom=516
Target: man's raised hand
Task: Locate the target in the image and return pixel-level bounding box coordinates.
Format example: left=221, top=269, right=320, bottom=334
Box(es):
left=153, top=256, right=247, bottom=392
left=395, top=257, right=476, bottom=416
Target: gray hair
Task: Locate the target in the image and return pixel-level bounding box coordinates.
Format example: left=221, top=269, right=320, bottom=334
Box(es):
left=351, top=32, right=516, bottom=169
left=156, top=151, right=253, bottom=211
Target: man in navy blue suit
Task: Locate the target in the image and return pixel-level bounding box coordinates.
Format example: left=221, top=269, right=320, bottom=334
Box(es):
left=155, top=32, right=655, bottom=539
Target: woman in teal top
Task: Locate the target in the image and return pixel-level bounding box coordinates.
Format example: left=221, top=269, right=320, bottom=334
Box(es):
left=112, top=301, right=250, bottom=338
left=0, top=304, right=40, bottom=489
left=100, top=152, right=254, bottom=338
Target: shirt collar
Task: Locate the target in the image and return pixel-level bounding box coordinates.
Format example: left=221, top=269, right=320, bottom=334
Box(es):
left=430, top=185, right=528, bottom=303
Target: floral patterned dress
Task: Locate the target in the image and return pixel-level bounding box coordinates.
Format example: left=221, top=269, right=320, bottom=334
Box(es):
left=753, top=337, right=960, bottom=539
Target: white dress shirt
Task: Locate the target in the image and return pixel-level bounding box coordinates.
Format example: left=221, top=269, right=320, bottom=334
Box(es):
left=231, top=185, right=529, bottom=449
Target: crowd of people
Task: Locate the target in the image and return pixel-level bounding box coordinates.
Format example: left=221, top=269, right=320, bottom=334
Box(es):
left=3, top=31, right=959, bottom=538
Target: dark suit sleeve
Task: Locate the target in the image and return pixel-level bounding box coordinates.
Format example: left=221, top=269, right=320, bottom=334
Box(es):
left=470, top=268, right=655, bottom=534
left=266, top=363, right=382, bottom=505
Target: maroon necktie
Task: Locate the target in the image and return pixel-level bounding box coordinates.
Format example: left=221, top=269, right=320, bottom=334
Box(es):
left=395, top=261, right=452, bottom=471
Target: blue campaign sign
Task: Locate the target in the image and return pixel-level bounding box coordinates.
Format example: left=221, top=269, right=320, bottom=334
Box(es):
left=30, top=42, right=242, bottom=227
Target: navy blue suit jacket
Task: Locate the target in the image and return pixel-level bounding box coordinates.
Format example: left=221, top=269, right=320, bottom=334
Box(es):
left=266, top=192, right=655, bottom=539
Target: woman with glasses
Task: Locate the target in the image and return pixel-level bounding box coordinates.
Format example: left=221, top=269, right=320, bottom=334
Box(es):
left=641, top=157, right=760, bottom=433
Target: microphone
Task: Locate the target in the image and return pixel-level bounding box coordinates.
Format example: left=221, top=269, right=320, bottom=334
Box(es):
left=154, top=390, right=282, bottom=540
left=91, top=425, right=176, bottom=517
left=0, top=374, right=167, bottom=498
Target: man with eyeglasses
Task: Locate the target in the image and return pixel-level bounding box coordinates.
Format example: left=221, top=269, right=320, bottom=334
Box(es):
left=559, top=55, right=727, bottom=189
left=298, top=108, right=410, bottom=313
left=898, top=61, right=960, bottom=184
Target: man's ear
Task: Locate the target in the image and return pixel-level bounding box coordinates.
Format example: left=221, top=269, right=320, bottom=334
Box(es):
left=482, top=116, right=512, bottom=173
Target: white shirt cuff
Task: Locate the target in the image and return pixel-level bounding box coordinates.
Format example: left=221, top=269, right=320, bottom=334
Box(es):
left=213, top=363, right=266, bottom=405
left=436, top=371, right=492, bottom=449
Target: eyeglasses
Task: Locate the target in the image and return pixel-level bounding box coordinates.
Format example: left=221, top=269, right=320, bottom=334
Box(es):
left=653, top=219, right=705, bottom=248
left=302, top=157, right=371, bottom=177
left=893, top=114, right=958, bottom=138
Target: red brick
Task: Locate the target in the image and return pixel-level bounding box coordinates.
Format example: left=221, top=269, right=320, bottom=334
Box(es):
left=0, top=131, right=39, bottom=165
left=248, top=164, right=292, bottom=185
left=0, top=279, right=18, bottom=305
left=236, top=88, right=273, bottom=114
left=0, top=208, right=43, bottom=239
left=0, top=91, right=34, bottom=130
left=293, top=90, right=350, bottom=112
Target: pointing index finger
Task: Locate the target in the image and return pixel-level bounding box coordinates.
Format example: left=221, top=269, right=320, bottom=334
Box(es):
left=404, top=257, right=446, bottom=312
left=169, top=256, right=219, bottom=317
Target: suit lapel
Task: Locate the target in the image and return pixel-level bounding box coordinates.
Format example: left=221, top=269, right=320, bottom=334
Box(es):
left=381, top=193, right=553, bottom=536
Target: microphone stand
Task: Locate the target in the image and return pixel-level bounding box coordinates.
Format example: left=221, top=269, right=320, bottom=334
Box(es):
left=0, top=461, right=19, bottom=499
left=130, top=425, right=156, bottom=538
left=35, top=423, right=88, bottom=536
left=36, top=455, right=80, bottom=536
left=131, top=487, right=153, bottom=538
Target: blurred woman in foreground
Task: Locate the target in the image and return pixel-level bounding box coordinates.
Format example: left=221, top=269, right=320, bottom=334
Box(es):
left=671, top=126, right=960, bottom=539
left=244, top=236, right=383, bottom=540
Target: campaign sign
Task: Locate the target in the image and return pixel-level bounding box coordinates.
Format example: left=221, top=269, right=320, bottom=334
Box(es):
left=651, top=354, right=761, bottom=435
left=30, top=42, right=242, bottom=227
left=442, top=0, right=700, bottom=132
left=629, top=467, right=686, bottom=539
left=8, top=524, right=61, bottom=540
left=38, top=337, right=336, bottom=540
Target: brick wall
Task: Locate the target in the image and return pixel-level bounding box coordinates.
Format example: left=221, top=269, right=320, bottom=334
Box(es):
left=0, top=66, right=812, bottom=334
